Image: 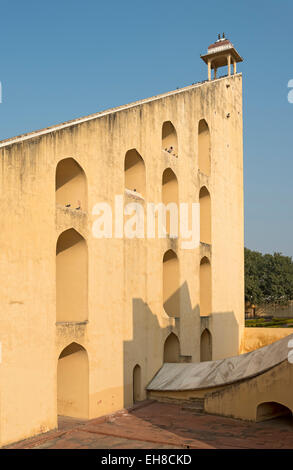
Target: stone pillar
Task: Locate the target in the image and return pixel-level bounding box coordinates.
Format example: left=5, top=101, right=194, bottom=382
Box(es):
left=227, top=54, right=231, bottom=76
left=233, top=60, right=237, bottom=75
left=208, top=60, right=211, bottom=81
left=214, top=67, right=217, bottom=79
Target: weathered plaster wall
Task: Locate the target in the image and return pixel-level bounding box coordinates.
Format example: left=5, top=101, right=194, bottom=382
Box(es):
left=241, top=327, right=293, bottom=353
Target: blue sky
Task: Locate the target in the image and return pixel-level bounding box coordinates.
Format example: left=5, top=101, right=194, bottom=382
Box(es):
left=0, top=0, right=292, bottom=256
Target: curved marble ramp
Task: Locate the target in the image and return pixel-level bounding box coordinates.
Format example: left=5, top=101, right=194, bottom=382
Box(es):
left=148, top=333, right=293, bottom=391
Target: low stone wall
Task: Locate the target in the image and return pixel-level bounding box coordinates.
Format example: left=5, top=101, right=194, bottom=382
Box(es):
left=240, top=327, right=293, bottom=354
left=205, top=360, right=293, bottom=421
left=246, top=301, right=293, bottom=319
left=256, top=301, right=293, bottom=318
left=148, top=335, right=293, bottom=422
left=148, top=386, right=224, bottom=402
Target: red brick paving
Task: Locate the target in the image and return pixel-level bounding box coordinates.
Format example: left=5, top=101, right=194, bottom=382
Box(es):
left=6, top=401, right=293, bottom=449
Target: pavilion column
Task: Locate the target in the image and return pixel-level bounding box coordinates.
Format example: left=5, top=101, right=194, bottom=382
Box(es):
left=233, top=59, right=237, bottom=75
left=214, top=67, right=217, bottom=79
left=227, top=54, right=231, bottom=76
left=208, top=59, right=212, bottom=81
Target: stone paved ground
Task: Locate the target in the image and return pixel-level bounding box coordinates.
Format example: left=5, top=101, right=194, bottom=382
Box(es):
left=6, top=401, right=293, bottom=449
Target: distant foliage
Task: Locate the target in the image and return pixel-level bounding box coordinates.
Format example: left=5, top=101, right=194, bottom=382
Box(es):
left=245, top=248, right=293, bottom=304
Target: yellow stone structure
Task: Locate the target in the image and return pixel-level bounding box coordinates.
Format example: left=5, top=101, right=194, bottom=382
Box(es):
left=0, top=36, right=246, bottom=446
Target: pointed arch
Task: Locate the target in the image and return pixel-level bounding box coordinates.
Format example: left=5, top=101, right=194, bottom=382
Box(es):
left=124, top=149, right=146, bottom=198
left=162, top=121, right=178, bottom=156
left=164, top=333, right=180, bottom=363
left=163, top=249, right=180, bottom=318
left=198, top=119, right=211, bottom=176
left=133, top=364, right=142, bottom=403
left=56, top=157, right=87, bottom=210
left=162, top=168, right=178, bottom=205
left=57, top=342, right=89, bottom=419
left=199, top=186, right=211, bottom=244
left=162, top=168, right=178, bottom=235
left=200, top=328, right=212, bottom=362
left=56, top=228, right=88, bottom=322
left=200, top=256, right=211, bottom=316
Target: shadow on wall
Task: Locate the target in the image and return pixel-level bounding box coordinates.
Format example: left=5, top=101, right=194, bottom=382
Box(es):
left=54, top=272, right=239, bottom=419
left=123, top=297, right=174, bottom=408
left=122, top=280, right=240, bottom=409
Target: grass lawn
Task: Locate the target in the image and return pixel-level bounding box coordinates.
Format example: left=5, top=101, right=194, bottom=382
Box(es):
left=245, top=317, right=293, bottom=327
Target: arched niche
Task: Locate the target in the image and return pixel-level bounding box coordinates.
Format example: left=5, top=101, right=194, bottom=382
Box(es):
left=200, top=328, right=212, bottom=362
left=164, top=333, right=180, bottom=363
left=124, top=149, right=146, bottom=198
left=57, top=342, right=89, bottom=419
left=56, top=158, right=87, bottom=210
left=162, top=168, right=178, bottom=235
left=199, top=186, right=211, bottom=244
left=163, top=249, right=180, bottom=318
left=56, top=228, right=88, bottom=322
left=200, top=256, right=212, bottom=317
left=133, top=364, right=142, bottom=403
left=198, top=119, right=211, bottom=176
left=162, top=121, right=178, bottom=156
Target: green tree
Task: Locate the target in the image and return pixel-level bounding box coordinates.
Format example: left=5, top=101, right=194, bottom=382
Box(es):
left=245, top=248, right=293, bottom=304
